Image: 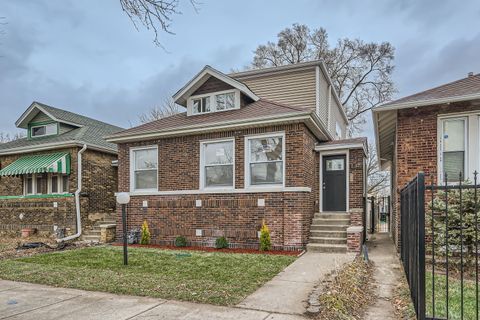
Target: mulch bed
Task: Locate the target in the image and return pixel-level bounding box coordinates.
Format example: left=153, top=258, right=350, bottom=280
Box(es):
left=111, top=243, right=302, bottom=256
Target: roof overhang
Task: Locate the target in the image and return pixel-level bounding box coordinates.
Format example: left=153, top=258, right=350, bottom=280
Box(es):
left=173, top=65, right=260, bottom=107
left=106, top=112, right=333, bottom=143
left=315, top=140, right=368, bottom=156
left=372, top=108, right=396, bottom=170
left=15, top=102, right=82, bottom=129
left=0, top=141, right=117, bottom=156
left=374, top=92, right=480, bottom=112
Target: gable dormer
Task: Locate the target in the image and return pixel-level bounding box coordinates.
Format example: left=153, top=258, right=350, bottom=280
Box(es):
left=15, top=102, right=82, bottom=140
left=173, top=66, right=259, bottom=116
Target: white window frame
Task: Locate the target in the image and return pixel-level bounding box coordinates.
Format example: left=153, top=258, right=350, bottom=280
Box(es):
left=438, top=115, right=469, bottom=183
left=244, top=132, right=286, bottom=189
left=24, top=174, right=35, bottom=195
left=47, top=173, right=69, bottom=194
left=187, top=89, right=241, bottom=116
left=30, top=123, right=58, bottom=138
left=130, top=145, right=158, bottom=193
left=199, top=138, right=235, bottom=190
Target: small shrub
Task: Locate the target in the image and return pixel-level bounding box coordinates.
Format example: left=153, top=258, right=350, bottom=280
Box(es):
left=259, top=220, right=272, bottom=251
left=215, top=236, right=229, bottom=249
left=174, top=236, right=187, bottom=247
left=140, top=221, right=151, bottom=245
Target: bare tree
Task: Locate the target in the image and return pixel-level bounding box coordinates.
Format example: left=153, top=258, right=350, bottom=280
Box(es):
left=138, top=97, right=181, bottom=123
left=366, top=143, right=389, bottom=196
left=120, top=0, right=199, bottom=47
left=251, top=24, right=395, bottom=135
left=0, top=131, right=26, bottom=143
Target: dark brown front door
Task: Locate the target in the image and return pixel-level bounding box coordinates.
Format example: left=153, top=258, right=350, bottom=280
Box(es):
left=322, top=155, right=347, bottom=212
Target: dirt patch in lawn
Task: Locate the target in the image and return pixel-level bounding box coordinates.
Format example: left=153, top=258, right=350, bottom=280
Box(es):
left=0, top=235, right=94, bottom=260
left=310, top=257, right=375, bottom=320
left=392, top=276, right=416, bottom=320
left=113, top=243, right=301, bottom=256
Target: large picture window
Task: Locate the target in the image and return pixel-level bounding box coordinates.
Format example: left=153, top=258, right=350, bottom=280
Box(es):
left=246, top=134, right=284, bottom=186
left=441, top=118, right=466, bottom=182
left=131, top=147, right=158, bottom=191
left=201, top=140, right=234, bottom=188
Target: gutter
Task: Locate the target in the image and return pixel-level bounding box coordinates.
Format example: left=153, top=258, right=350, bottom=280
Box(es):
left=56, top=144, right=87, bottom=243
left=0, top=141, right=117, bottom=156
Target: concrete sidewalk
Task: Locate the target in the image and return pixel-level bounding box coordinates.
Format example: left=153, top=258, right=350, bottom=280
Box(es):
left=0, top=280, right=305, bottom=320
left=236, top=252, right=354, bottom=314
left=364, top=233, right=404, bottom=320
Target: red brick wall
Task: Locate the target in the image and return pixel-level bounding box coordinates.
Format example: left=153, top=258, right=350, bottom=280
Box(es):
left=349, top=149, right=365, bottom=212
left=116, top=123, right=319, bottom=250
left=394, top=101, right=480, bottom=249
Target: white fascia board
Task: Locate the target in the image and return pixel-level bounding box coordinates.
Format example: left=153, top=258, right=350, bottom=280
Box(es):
left=0, top=141, right=117, bottom=156
left=315, top=142, right=367, bottom=155
left=173, top=65, right=259, bottom=106
left=372, top=108, right=383, bottom=168
left=106, top=112, right=332, bottom=143
left=374, top=93, right=480, bottom=112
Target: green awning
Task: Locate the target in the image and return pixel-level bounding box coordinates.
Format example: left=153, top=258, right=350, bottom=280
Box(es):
left=0, top=152, right=71, bottom=176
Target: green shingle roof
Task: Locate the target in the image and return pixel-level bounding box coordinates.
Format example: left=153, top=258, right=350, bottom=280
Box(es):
left=0, top=102, right=124, bottom=154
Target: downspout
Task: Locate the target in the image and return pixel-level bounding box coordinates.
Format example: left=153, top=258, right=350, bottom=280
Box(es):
left=57, top=144, right=87, bottom=243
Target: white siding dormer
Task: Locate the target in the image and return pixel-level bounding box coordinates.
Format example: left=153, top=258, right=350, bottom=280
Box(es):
left=187, top=89, right=241, bottom=116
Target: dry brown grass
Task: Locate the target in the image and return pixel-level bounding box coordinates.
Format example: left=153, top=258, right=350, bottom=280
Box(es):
left=315, top=257, right=375, bottom=320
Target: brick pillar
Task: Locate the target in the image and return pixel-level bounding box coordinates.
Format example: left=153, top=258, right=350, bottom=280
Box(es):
left=347, top=226, right=363, bottom=253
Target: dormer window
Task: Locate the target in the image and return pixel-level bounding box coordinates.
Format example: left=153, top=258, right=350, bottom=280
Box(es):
left=31, top=123, right=58, bottom=138
left=187, top=89, right=241, bottom=116
left=193, top=97, right=211, bottom=114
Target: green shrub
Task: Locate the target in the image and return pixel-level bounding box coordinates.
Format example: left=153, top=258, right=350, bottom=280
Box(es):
left=215, top=236, right=229, bottom=249
left=140, top=220, right=151, bottom=245
left=259, top=220, right=272, bottom=251
left=174, top=236, right=187, bottom=247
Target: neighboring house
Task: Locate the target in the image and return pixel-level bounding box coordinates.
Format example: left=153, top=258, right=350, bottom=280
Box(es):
left=107, top=61, right=367, bottom=252
left=373, top=72, right=480, bottom=248
left=0, top=102, right=123, bottom=240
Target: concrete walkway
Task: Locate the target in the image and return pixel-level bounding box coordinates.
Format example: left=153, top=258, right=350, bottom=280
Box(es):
left=0, top=280, right=305, bottom=320
left=237, top=251, right=354, bottom=314
left=364, top=233, right=404, bottom=320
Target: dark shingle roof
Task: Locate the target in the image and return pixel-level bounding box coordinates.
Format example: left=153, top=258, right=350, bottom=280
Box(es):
left=108, top=99, right=310, bottom=139
left=382, top=73, right=480, bottom=107
left=0, top=102, right=124, bottom=153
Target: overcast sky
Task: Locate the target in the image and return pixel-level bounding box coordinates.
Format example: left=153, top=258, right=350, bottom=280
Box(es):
left=1, top=0, right=479, bottom=140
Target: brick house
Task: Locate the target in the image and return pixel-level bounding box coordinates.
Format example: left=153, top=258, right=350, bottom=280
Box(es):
left=107, top=61, right=367, bottom=252
left=0, top=102, right=123, bottom=241
left=373, top=72, right=480, bottom=249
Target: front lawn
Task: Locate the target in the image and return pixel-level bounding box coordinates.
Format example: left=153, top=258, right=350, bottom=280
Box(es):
left=0, top=246, right=295, bottom=305
left=426, top=271, right=478, bottom=319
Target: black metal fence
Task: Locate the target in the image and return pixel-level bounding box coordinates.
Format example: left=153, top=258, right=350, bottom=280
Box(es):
left=400, top=172, right=426, bottom=319
left=401, top=171, right=480, bottom=320
left=367, top=195, right=391, bottom=234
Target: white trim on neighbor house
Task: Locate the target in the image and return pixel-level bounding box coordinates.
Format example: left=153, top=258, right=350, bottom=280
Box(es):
left=437, top=111, right=480, bottom=183
left=187, top=89, right=241, bottom=116
left=244, top=132, right=286, bottom=189
left=127, top=186, right=311, bottom=197
left=318, top=149, right=350, bottom=213
left=30, top=123, right=58, bottom=138
left=199, top=137, right=235, bottom=191
left=374, top=93, right=480, bottom=112
left=0, top=141, right=118, bottom=156
left=173, top=65, right=259, bottom=106
left=106, top=112, right=333, bottom=143
left=129, top=145, right=159, bottom=193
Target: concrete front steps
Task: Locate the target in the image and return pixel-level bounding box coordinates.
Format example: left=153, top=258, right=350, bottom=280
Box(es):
left=81, top=218, right=116, bottom=243
left=306, top=212, right=349, bottom=253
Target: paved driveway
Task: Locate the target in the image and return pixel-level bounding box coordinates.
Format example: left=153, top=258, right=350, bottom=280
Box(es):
left=0, top=280, right=304, bottom=320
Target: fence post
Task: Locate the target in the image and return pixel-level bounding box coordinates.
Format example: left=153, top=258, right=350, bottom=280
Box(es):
left=417, top=172, right=426, bottom=320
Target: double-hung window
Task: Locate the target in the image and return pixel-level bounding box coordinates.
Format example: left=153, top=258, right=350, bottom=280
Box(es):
left=201, top=139, right=234, bottom=188
left=131, top=147, right=158, bottom=191
left=441, top=118, right=467, bottom=182
left=246, top=134, right=284, bottom=187
left=188, top=90, right=239, bottom=115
